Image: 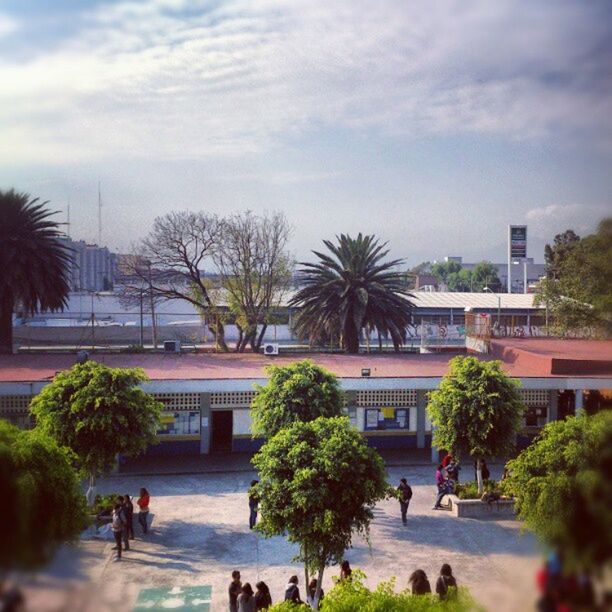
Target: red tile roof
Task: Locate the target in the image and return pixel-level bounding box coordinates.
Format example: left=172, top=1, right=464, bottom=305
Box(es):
left=0, top=338, right=610, bottom=383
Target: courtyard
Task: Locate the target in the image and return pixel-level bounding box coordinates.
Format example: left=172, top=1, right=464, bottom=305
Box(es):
left=20, top=463, right=540, bottom=612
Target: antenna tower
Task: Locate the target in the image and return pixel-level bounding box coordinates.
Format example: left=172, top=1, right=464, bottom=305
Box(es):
left=98, top=181, right=102, bottom=245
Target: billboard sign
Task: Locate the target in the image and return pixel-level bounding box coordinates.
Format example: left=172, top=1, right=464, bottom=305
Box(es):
left=509, top=225, right=527, bottom=259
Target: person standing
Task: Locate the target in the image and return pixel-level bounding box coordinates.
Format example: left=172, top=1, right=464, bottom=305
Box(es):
left=229, top=570, right=242, bottom=612
left=111, top=503, right=125, bottom=561
left=116, top=496, right=129, bottom=551
left=237, top=583, right=256, bottom=612
left=254, top=582, right=272, bottom=610
left=397, top=478, right=413, bottom=524
left=123, top=493, right=135, bottom=540
left=248, top=480, right=259, bottom=530
left=136, top=487, right=150, bottom=535
left=340, top=560, right=352, bottom=581
left=408, top=569, right=432, bottom=595
left=284, top=576, right=303, bottom=604
left=307, top=578, right=324, bottom=607
left=436, top=564, right=457, bottom=600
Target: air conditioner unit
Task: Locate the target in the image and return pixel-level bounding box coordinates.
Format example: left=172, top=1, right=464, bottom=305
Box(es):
left=163, top=340, right=181, bottom=353
left=263, top=343, right=279, bottom=356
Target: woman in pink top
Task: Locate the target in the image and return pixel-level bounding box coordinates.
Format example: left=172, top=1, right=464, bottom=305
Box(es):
left=136, top=487, right=150, bottom=534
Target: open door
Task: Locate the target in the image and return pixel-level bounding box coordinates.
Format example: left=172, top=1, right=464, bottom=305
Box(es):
left=211, top=410, right=233, bottom=453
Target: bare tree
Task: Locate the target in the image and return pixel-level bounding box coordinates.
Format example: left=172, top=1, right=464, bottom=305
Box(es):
left=213, top=211, right=293, bottom=352
left=120, top=212, right=229, bottom=350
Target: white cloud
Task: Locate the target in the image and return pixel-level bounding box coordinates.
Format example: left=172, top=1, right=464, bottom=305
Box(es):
left=0, top=13, right=17, bottom=38
left=526, top=203, right=610, bottom=236
left=0, top=0, right=610, bottom=163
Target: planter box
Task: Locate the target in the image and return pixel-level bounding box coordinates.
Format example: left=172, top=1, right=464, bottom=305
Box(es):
left=447, top=494, right=515, bottom=518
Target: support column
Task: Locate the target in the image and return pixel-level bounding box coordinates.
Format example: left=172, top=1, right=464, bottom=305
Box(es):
left=345, top=390, right=360, bottom=429
left=575, top=389, right=584, bottom=415
left=548, top=390, right=558, bottom=423
left=200, top=392, right=211, bottom=454
left=416, top=390, right=426, bottom=449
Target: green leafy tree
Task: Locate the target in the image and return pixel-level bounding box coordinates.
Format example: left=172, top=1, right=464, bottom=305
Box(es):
left=251, top=360, right=345, bottom=439
left=447, top=268, right=473, bottom=292
left=536, top=220, right=611, bottom=336
left=471, top=261, right=501, bottom=292
left=0, top=420, right=87, bottom=575
left=505, top=412, right=612, bottom=574
left=427, top=356, right=524, bottom=494
left=290, top=234, right=414, bottom=353
left=0, top=190, right=71, bottom=354
left=253, top=417, right=389, bottom=609
left=431, top=260, right=462, bottom=286
left=30, top=361, right=162, bottom=498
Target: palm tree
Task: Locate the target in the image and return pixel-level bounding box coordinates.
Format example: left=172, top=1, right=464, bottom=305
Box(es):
left=290, top=233, right=414, bottom=353
left=0, top=190, right=71, bottom=353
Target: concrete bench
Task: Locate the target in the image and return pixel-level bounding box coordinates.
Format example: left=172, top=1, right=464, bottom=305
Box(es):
left=447, top=494, right=515, bottom=518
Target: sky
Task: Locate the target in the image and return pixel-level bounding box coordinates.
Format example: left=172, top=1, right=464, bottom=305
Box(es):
left=0, top=0, right=611, bottom=265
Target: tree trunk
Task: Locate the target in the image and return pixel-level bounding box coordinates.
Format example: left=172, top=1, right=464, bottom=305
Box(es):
left=476, top=457, right=484, bottom=495
left=303, top=544, right=309, bottom=597
left=312, top=565, right=325, bottom=610
left=253, top=323, right=267, bottom=352
left=85, top=472, right=97, bottom=507
left=209, top=318, right=228, bottom=352
left=0, top=290, right=14, bottom=354
left=343, top=318, right=360, bottom=354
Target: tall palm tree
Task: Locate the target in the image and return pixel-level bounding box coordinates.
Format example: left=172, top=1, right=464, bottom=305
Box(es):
left=290, top=233, right=414, bottom=353
left=0, top=190, right=71, bottom=354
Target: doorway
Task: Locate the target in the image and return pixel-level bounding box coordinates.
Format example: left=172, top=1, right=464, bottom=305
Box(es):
left=211, top=410, right=233, bottom=453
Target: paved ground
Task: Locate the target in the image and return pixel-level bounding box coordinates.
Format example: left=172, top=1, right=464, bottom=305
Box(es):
left=18, top=464, right=541, bottom=612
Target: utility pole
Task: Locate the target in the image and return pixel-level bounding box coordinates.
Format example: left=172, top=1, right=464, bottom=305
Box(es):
left=148, top=263, right=157, bottom=349
left=139, top=288, right=144, bottom=348
left=98, top=181, right=102, bottom=245
left=91, top=292, right=95, bottom=351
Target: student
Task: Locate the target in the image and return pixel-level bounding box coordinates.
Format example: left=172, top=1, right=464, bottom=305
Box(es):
left=229, top=570, right=242, bottom=612
left=435, top=464, right=445, bottom=489
left=446, top=459, right=461, bottom=483
left=123, top=494, right=135, bottom=540
left=397, top=478, right=413, bottom=524
left=307, top=578, right=324, bottom=607
left=248, top=480, right=259, bottom=530
left=433, top=478, right=454, bottom=510
left=408, top=569, right=432, bottom=595
left=441, top=453, right=453, bottom=468
left=436, top=564, right=457, bottom=600
left=111, top=503, right=125, bottom=560
left=340, top=560, right=352, bottom=581
left=284, top=576, right=303, bottom=604
left=237, top=583, right=256, bottom=612
left=136, top=487, right=150, bottom=535
left=254, top=581, right=272, bottom=611
left=116, top=496, right=129, bottom=551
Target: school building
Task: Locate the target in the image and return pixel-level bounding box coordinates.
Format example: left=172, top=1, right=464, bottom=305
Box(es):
left=0, top=338, right=610, bottom=459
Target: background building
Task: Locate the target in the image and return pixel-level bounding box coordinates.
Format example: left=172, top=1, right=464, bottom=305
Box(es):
left=59, top=238, right=116, bottom=292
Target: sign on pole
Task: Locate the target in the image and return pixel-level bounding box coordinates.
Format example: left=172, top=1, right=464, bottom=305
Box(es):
left=508, top=225, right=527, bottom=293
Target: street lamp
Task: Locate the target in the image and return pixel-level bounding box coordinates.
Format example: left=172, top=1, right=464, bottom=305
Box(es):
left=483, top=286, right=501, bottom=326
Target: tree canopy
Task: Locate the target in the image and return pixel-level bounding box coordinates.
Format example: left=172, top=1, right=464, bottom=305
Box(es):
left=427, top=356, right=524, bottom=461
left=252, top=417, right=389, bottom=609
left=251, top=360, right=345, bottom=439
left=290, top=233, right=414, bottom=353
left=30, top=361, right=162, bottom=483
left=0, top=419, right=87, bottom=571
left=0, top=189, right=71, bottom=354
left=431, top=260, right=501, bottom=292
left=536, top=220, right=612, bottom=336
left=505, top=412, right=612, bottom=574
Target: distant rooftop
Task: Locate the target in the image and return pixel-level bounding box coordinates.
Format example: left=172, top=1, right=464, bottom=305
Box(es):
left=409, top=291, right=538, bottom=310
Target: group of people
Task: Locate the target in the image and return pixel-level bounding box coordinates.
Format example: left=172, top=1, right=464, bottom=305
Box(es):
left=408, top=564, right=458, bottom=600
left=229, top=560, right=456, bottom=610
left=433, top=453, right=464, bottom=509
left=109, top=487, right=150, bottom=560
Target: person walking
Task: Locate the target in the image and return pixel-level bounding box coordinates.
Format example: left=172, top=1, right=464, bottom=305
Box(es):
left=339, top=560, right=352, bottom=581
left=408, top=569, right=432, bottom=595
left=111, top=502, right=126, bottom=561
left=123, top=493, right=135, bottom=540
left=136, top=487, right=150, bottom=535
left=237, top=583, right=256, bottom=612
left=307, top=578, right=324, bottom=607
left=248, top=480, right=259, bottom=530
left=284, top=576, right=303, bottom=604
left=436, top=564, right=457, bottom=600
left=254, top=581, right=272, bottom=611
left=397, top=478, right=413, bottom=524
left=229, top=570, right=242, bottom=612
left=116, top=496, right=130, bottom=551
left=433, top=477, right=454, bottom=510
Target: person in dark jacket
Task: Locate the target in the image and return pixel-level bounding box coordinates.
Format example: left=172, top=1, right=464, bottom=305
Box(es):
left=123, top=494, right=134, bottom=540
left=248, top=480, right=259, bottom=529
left=436, top=564, right=457, bottom=600
left=229, top=570, right=242, bottom=612
left=254, top=581, right=272, bottom=610
left=284, top=576, right=302, bottom=604
left=397, top=478, right=413, bottom=524
left=408, top=569, right=432, bottom=595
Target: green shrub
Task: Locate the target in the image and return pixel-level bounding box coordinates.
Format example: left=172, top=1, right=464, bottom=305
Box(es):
left=455, top=480, right=499, bottom=500
left=92, top=493, right=121, bottom=515
left=267, top=571, right=480, bottom=611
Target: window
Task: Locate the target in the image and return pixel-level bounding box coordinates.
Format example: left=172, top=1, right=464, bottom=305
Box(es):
left=158, top=411, right=200, bottom=436
left=0, top=395, right=33, bottom=429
